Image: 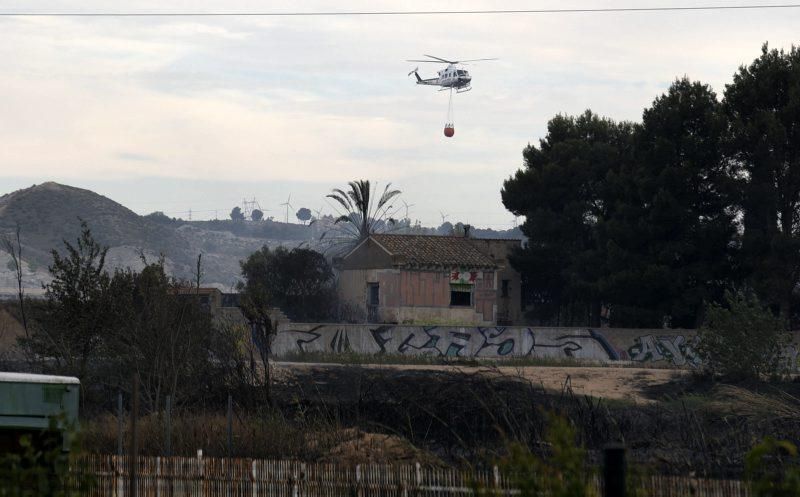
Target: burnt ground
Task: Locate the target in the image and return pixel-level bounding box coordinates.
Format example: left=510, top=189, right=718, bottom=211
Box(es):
left=272, top=363, right=800, bottom=477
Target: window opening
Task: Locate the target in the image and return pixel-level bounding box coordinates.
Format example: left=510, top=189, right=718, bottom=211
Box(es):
left=368, top=283, right=379, bottom=306
left=450, top=283, right=472, bottom=307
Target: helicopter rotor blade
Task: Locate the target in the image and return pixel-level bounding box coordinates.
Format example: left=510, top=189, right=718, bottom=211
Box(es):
left=456, top=58, right=499, bottom=63
left=423, top=54, right=457, bottom=64
left=407, top=60, right=448, bottom=63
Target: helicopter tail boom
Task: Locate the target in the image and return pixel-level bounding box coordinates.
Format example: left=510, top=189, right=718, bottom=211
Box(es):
left=407, top=67, right=423, bottom=83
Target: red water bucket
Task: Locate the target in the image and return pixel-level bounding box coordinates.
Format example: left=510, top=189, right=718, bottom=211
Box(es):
left=444, top=125, right=455, bottom=137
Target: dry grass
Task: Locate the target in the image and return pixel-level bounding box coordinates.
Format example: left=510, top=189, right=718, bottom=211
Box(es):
left=702, top=384, right=800, bottom=418
left=79, top=411, right=438, bottom=465
left=81, top=411, right=327, bottom=459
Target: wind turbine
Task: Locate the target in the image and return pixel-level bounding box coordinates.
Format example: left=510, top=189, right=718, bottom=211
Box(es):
left=439, top=211, right=450, bottom=225
left=280, top=194, right=293, bottom=224
left=401, top=200, right=415, bottom=220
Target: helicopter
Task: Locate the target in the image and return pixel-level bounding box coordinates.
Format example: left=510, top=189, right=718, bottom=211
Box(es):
left=407, top=54, right=497, bottom=93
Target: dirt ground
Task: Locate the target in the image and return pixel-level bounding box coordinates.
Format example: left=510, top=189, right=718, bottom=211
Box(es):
left=274, top=362, right=689, bottom=404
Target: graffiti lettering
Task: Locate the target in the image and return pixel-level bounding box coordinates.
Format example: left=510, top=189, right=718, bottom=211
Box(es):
left=269, top=324, right=799, bottom=371
left=476, top=328, right=533, bottom=357
left=627, top=335, right=700, bottom=367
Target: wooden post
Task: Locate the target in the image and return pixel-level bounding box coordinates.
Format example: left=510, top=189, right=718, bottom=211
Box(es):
left=155, top=457, right=161, bottom=497
left=251, top=460, right=258, bottom=497
left=603, top=445, right=626, bottom=497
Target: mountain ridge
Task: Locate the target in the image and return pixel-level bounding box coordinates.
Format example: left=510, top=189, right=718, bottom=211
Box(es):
left=0, top=182, right=276, bottom=293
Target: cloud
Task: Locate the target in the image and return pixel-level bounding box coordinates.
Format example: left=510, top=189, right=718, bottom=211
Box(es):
left=1, top=0, right=800, bottom=226
left=116, top=152, right=158, bottom=162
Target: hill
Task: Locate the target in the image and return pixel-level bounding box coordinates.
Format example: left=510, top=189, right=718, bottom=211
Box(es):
left=0, top=182, right=190, bottom=267
left=0, top=183, right=306, bottom=294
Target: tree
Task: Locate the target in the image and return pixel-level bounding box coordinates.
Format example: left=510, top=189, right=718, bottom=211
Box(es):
left=296, top=207, right=312, bottom=224
left=251, top=209, right=264, bottom=221
left=437, top=221, right=454, bottom=236
left=697, top=290, right=790, bottom=380
left=599, top=78, right=736, bottom=327
left=323, top=180, right=401, bottom=253
left=230, top=206, right=245, bottom=222
left=22, top=221, right=112, bottom=381
left=501, top=111, right=636, bottom=326
left=102, top=258, right=232, bottom=412
left=239, top=246, right=334, bottom=324
left=237, top=246, right=335, bottom=403
left=144, top=211, right=174, bottom=225
left=1, top=222, right=28, bottom=336
left=725, top=44, right=800, bottom=320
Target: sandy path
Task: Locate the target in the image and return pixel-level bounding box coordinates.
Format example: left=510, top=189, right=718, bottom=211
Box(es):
left=274, top=362, right=688, bottom=404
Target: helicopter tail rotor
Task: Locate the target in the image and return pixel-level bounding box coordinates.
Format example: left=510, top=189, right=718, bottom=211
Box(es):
left=407, top=67, right=422, bottom=82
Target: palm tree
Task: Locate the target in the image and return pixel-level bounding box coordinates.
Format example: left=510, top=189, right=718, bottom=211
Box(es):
left=322, top=180, right=401, bottom=253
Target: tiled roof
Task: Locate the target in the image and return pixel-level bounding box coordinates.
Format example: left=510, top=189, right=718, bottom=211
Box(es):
left=369, top=234, right=498, bottom=269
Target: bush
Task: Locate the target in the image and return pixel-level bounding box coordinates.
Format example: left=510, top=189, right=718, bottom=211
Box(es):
left=697, top=291, right=790, bottom=381
left=0, top=419, right=93, bottom=497
left=746, top=437, right=800, bottom=497
left=499, top=413, right=597, bottom=497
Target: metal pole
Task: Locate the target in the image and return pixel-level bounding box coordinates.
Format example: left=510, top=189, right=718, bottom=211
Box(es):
left=165, top=395, right=171, bottom=458
left=227, top=394, right=233, bottom=459
left=130, top=374, right=139, bottom=497
left=117, top=391, right=123, bottom=457
left=227, top=393, right=233, bottom=490
left=603, top=445, right=626, bottom=497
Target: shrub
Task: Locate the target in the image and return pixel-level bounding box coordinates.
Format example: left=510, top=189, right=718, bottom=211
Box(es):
left=0, top=419, right=93, bottom=497
left=500, top=413, right=597, bottom=497
left=697, top=291, right=790, bottom=381
left=746, top=437, right=800, bottom=497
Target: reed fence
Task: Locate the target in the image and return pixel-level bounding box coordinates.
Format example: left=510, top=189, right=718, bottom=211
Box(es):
left=72, top=454, right=750, bottom=497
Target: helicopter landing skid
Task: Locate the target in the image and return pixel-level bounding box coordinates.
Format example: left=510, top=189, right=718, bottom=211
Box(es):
left=438, top=85, right=472, bottom=93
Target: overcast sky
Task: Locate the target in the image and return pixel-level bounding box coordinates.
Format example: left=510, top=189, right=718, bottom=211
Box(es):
left=1, top=1, right=799, bottom=228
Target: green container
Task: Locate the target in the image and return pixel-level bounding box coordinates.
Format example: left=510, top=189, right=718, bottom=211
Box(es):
left=0, top=372, right=80, bottom=451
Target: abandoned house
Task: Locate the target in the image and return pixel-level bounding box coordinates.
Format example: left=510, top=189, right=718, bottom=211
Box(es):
left=334, top=234, right=522, bottom=325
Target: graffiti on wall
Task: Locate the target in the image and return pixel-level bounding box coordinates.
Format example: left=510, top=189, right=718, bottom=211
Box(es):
left=626, top=334, right=701, bottom=367
left=271, top=324, right=709, bottom=368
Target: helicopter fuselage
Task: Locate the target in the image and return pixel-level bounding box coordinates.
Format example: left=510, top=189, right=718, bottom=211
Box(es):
left=412, top=63, right=472, bottom=91
left=435, top=64, right=472, bottom=88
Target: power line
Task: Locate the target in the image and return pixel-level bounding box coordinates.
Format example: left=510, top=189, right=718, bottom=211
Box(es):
left=2, top=4, right=800, bottom=17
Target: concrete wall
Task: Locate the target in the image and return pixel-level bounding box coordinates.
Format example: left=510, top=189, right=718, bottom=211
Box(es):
left=270, top=323, right=798, bottom=372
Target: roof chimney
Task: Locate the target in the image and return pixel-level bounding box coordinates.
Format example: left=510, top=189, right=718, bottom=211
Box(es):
left=463, top=224, right=471, bottom=238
